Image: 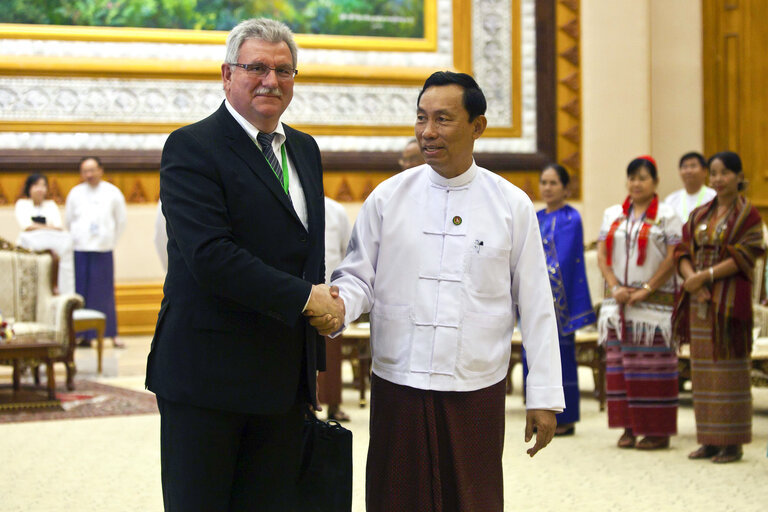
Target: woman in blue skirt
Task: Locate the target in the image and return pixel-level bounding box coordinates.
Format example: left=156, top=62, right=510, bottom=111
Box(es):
left=524, top=164, right=596, bottom=435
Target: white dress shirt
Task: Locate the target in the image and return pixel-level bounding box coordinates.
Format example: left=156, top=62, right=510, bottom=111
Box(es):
left=663, top=186, right=716, bottom=222
left=65, top=181, right=126, bottom=252
left=225, top=99, right=308, bottom=231
left=332, top=162, right=564, bottom=411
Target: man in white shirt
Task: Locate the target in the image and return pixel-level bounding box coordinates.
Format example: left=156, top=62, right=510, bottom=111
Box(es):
left=663, top=151, right=716, bottom=222
left=65, top=156, right=126, bottom=347
left=317, top=197, right=352, bottom=421
left=325, top=72, right=564, bottom=512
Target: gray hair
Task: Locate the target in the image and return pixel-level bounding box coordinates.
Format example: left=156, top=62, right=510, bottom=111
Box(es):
left=225, top=18, right=298, bottom=69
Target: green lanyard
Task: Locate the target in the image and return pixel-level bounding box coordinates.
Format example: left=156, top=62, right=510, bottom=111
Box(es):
left=262, top=142, right=290, bottom=195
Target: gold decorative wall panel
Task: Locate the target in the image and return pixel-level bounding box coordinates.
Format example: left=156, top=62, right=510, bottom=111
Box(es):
left=555, top=0, right=581, bottom=199
left=0, top=0, right=583, bottom=205
left=703, top=0, right=768, bottom=222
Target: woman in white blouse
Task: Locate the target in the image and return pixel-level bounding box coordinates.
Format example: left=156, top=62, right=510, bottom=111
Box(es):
left=597, top=156, right=682, bottom=451
left=14, top=173, right=76, bottom=295
left=15, top=174, right=62, bottom=231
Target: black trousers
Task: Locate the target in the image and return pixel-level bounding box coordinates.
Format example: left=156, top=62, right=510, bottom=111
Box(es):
left=157, top=397, right=304, bottom=512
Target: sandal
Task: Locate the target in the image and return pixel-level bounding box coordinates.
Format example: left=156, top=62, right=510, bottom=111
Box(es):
left=327, top=409, right=350, bottom=422
left=617, top=429, right=636, bottom=448
left=636, top=436, right=669, bottom=450
left=555, top=424, right=575, bottom=437
left=711, top=445, right=743, bottom=464
left=688, top=445, right=718, bottom=460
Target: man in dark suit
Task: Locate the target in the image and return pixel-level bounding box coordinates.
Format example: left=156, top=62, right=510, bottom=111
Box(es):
left=146, top=18, right=344, bottom=512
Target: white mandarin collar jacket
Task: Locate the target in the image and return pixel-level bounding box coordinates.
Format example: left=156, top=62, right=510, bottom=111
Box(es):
left=332, top=162, right=564, bottom=411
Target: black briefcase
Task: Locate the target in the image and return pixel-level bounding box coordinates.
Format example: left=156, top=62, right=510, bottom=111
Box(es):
left=297, top=410, right=353, bottom=512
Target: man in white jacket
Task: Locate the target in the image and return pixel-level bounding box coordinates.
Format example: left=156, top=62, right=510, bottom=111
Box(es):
left=323, top=72, right=564, bottom=512
left=663, top=151, right=715, bottom=222
left=65, top=156, right=126, bottom=347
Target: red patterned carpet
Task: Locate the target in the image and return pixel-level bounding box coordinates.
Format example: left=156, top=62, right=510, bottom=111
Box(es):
left=0, top=380, right=158, bottom=423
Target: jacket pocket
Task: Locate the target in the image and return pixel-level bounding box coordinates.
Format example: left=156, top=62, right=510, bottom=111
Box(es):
left=370, top=303, right=412, bottom=367
left=466, top=246, right=511, bottom=298
left=457, top=311, right=513, bottom=375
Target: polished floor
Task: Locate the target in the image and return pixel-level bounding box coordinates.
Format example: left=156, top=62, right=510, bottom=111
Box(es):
left=0, top=336, right=766, bottom=512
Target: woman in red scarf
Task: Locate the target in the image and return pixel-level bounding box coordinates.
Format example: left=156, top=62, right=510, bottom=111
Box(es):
left=597, top=156, right=683, bottom=450
left=674, top=151, right=765, bottom=463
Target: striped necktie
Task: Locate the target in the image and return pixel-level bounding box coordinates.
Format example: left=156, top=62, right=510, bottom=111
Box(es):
left=256, top=132, right=284, bottom=188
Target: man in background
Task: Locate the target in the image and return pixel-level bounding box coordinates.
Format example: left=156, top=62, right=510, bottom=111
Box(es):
left=398, top=137, right=425, bottom=171
left=65, top=156, right=126, bottom=348
left=317, top=196, right=352, bottom=421
left=664, top=151, right=715, bottom=222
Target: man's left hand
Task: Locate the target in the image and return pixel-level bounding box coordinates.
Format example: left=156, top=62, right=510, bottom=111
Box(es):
left=524, top=409, right=557, bottom=457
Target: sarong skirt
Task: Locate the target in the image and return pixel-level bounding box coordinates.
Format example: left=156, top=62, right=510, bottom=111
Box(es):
left=689, top=311, right=752, bottom=445
left=366, top=374, right=506, bottom=512
left=74, top=250, right=117, bottom=338
left=605, top=323, right=678, bottom=436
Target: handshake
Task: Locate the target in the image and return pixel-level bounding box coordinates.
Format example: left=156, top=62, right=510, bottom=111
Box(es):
left=304, top=284, right=346, bottom=336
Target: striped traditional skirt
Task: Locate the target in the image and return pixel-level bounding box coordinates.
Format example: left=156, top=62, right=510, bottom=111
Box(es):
left=689, top=312, right=752, bottom=445
left=366, top=374, right=506, bottom=512
left=605, top=323, right=678, bottom=436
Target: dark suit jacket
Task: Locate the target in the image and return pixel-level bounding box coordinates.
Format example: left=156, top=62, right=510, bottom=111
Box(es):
left=146, top=102, right=326, bottom=415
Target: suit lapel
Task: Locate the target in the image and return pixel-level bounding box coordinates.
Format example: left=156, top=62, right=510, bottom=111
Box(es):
left=216, top=105, right=302, bottom=225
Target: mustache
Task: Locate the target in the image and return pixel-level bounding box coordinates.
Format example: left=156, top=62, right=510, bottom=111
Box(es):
left=253, top=87, right=282, bottom=97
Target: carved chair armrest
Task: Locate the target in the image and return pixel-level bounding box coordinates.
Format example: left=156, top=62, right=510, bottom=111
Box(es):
left=40, top=293, right=84, bottom=348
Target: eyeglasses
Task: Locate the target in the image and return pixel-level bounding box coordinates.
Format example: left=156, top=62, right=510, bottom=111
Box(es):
left=229, top=62, right=298, bottom=80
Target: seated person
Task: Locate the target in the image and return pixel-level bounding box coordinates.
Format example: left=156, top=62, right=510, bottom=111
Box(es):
left=15, top=173, right=75, bottom=294
left=15, top=173, right=63, bottom=231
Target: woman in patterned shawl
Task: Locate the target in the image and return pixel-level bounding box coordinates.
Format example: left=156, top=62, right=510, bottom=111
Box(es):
left=674, top=151, right=765, bottom=463
left=597, top=156, right=682, bottom=450
left=523, top=164, right=595, bottom=436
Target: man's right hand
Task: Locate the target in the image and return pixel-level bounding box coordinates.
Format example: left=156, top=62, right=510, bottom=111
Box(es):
left=304, top=284, right=345, bottom=335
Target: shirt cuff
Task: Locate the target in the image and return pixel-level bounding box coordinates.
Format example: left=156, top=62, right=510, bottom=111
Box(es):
left=301, top=288, right=312, bottom=313
left=525, top=385, right=566, bottom=412
left=328, top=324, right=346, bottom=339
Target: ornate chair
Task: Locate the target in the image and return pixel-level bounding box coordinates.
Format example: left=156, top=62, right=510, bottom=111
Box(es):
left=0, top=238, right=83, bottom=390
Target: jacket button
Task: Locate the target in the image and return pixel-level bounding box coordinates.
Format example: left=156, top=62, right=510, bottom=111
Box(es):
left=300, top=235, right=307, bottom=242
